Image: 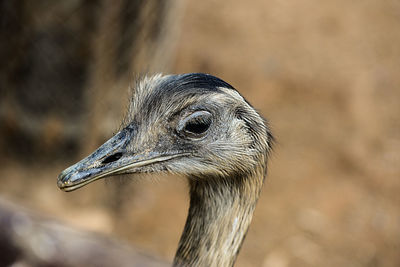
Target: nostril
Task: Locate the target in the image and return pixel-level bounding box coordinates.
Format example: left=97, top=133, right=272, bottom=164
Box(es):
left=102, top=152, right=123, bottom=164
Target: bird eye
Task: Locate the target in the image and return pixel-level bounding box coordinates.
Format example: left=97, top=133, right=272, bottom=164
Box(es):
left=178, top=111, right=212, bottom=138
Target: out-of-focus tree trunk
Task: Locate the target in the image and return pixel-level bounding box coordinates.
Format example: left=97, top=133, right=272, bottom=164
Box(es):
left=0, top=197, right=169, bottom=267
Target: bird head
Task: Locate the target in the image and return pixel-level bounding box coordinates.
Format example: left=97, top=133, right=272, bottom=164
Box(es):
left=58, top=73, right=272, bottom=192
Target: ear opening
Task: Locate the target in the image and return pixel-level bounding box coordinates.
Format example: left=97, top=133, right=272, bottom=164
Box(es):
left=235, top=107, right=259, bottom=149
left=234, top=106, right=272, bottom=152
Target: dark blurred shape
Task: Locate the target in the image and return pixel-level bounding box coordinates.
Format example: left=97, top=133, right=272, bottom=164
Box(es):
left=0, top=197, right=169, bottom=267
left=0, top=0, right=181, bottom=162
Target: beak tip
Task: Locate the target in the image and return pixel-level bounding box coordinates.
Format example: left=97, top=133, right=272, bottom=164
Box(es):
left=57, top=179, right=65, bottom=189
left=57, top=168, right=72, bottom=190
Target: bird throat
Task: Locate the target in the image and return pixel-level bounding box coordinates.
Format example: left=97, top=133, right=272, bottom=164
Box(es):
left=173, top=167, right=265, bottom=267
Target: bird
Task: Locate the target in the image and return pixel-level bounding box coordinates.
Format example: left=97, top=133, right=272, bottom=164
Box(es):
left=58, top=73, right=273, bottom=267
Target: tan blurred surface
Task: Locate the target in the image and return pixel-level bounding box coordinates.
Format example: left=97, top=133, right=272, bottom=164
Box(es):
left=1, top=0, right=400, bottom=266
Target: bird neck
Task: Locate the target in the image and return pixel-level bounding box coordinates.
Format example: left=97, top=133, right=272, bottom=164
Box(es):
left=173, top=166, right=265, bottom=267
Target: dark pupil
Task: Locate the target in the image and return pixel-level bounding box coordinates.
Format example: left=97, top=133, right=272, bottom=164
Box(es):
left=102, top=152, right=122, bottom=164
left=185, top=118, right=211, bottom=134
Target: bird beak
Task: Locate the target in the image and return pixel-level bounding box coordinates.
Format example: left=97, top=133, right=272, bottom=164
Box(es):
left=57, top=127, right=184, bottom=192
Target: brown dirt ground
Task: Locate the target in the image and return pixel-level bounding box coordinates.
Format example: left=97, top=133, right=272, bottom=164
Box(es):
left=1, top=0, right=400, bottom=266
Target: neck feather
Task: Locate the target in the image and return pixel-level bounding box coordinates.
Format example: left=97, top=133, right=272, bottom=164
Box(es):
left=173, top=165, right=265, bottom=267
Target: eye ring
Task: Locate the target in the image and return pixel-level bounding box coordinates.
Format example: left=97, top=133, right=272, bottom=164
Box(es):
left=177, top=110, right=213, bottom=139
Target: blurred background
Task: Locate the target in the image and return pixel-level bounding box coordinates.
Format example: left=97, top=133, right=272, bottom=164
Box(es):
left=1, top=0, right=399, bottom=266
